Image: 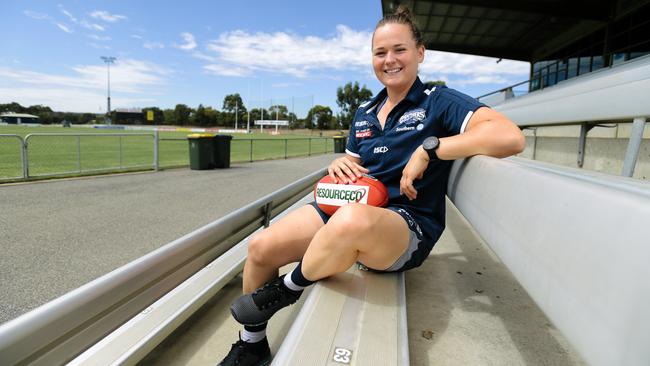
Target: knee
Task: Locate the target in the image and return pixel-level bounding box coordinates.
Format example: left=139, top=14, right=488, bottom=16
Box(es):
left=247, top=231, right=275, bottom=266
left=326, top=204, right=374, bottom=239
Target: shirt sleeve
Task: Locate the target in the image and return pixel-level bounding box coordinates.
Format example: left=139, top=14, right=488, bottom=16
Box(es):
left=345, top=110, right=362, bottom=158
left=434, top=88, right=486, bottom=136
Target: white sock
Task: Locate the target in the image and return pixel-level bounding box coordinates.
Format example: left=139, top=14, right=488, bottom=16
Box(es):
left=283, top=271, right=306, bottom=292
left=241, top=328, right=266, bottom=343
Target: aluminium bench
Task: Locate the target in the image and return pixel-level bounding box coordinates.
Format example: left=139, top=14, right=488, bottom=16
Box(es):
left=0, top=168, right=408, bottom=366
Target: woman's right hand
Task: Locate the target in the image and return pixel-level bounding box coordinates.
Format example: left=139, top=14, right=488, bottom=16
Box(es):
left=328, top=156, right=369, bottom=184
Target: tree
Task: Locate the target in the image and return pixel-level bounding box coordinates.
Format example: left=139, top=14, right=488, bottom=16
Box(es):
left=193, top=104, right=208, bottom=126
left=222, top=93, right=247, bottom=127
left=0, top=102, right=27, bottom=113
left=163, top=109, right=175, bottom=125
left=268, top=104, right=288, bottom=120
left=204, top=106, right=220, bottom=126
left=424, top=80, right=446, bottom=88
left=336, top=81, right=373, bottom=129
left=306, top=105, right=334, bottom=130
left=174, top=104, right=192, bottom=126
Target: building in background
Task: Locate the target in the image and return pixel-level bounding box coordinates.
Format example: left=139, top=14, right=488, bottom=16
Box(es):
left=0, top=112, right=40, bottom=124
left=382, top=0, right=650, bottom=95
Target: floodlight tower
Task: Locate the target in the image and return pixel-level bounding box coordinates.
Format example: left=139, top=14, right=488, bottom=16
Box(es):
left=100, top=56, right=116, bottom=124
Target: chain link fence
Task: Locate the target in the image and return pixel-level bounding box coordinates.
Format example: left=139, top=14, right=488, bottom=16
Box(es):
left=25, top=133, right=156, bottom=178
left=0, top=134, right=26, bottom=180
left=232, top=138, right=334, bottom=163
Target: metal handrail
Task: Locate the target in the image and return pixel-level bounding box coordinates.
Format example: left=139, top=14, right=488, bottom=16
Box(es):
left=0, top=168, right=327, bottom=366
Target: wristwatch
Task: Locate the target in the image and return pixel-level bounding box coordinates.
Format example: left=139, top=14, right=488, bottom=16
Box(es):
left=422, top=136, right=440, bottom=160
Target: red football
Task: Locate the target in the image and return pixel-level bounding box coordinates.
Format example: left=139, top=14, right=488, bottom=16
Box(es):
left=313, top=174, right=389, bottom=216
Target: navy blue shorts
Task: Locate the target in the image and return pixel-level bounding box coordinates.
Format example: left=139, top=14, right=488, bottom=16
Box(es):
left=307, top=202, right=434, bottom=272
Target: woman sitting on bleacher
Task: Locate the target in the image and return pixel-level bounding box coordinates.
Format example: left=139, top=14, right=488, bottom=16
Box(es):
left=218, top=6, right=524, bottom=366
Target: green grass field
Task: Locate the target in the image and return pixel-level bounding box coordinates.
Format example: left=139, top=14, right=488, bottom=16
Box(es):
left=0, top=125, right=337, bottom=181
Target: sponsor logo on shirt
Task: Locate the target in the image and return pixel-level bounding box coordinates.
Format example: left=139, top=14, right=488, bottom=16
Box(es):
left=356, top=129, right=372, bottom=138
left=395, top=126, right=415, bottom=132
left=373, top=146, right=389, bottom=154
left=355, top=120, right=368, bottom=127
left=398, top=108, right=426, bottom=125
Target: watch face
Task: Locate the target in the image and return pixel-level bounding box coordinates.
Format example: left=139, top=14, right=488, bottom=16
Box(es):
left=424, top=136, right=439, bottom=150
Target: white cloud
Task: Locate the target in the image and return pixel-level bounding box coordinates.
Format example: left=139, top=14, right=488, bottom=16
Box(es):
left=175, top=32, right=197, bottom=51
left=89, top=43, right=111, bottom=50
left=90, top=10, right=127, bottom=23
left=197, top=25, right=529, bottom=85
left=0, top=87, right=153, bottom=113
left=58, top=5, right=77, bottom=23
left=52, top=5, right=106, bottom=33
left=56, top=23, right=73, bottom=33
left=88, top=34, right=111, bottom=41
left=191, top=51, right=217, bottom=62
left=204, top=64, right=251, bottom=77
left=80, top=19, right=105, bottom=31
left=203, top=25, right=371, bottom=78
left=24, top=10, right=49, bottom=20
left=131, top=34, right=143, bottom=40
left=418, top=51, right=528, bottom=86
left=0, top=60, right=171, bottom=112
left=143, top=42, right=165, bottom=50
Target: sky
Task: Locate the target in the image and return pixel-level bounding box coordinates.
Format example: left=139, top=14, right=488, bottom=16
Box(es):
left=0, top=0, right=530, bottom=118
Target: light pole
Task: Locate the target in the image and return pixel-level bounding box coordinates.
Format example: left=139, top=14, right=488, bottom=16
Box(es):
left=100, top=56, right=116, bottom=124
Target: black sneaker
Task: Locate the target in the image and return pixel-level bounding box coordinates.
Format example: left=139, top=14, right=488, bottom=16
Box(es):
left=230, top=275, right=302, bottom=326
left=217, top=335, right=271, bottom=366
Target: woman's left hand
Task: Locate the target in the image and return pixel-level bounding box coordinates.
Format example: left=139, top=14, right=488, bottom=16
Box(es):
left=400, top=146, right=429, bottom=200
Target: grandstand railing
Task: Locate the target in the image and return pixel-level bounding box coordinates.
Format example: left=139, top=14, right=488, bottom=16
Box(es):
left=483, top=54, right=650, bottom=177
left=0, top=168, right=326, bottom=366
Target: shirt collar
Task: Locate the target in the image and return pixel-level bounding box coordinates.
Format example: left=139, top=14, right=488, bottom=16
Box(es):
left=405, top=77, right=426, bottom=104
left=366, top=77, right=426, bottom=114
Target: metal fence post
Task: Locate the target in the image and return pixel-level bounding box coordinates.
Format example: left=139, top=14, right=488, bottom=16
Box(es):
left=622, top=117, right=646, bottom=177
left=118, top=135, right=123, bottom=169
left=308, top=138, right=312, bottom=156
left=250, top=139, right=253, bottom=162
left=77, top=135, right=82, bottom=173
left=577, top=123, right=594, bottom=168
left=153, top=131, right=159, bottom=171
left=21, top=136, right=28, bottom=179
left=285, top=139, right=288, bottom=159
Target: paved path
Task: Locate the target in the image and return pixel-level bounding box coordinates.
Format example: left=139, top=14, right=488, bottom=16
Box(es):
left=0, top=154, right=336, bottom=324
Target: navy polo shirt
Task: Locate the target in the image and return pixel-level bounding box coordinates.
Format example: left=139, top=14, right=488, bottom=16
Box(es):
left=346, top=77, right=485, bottom=243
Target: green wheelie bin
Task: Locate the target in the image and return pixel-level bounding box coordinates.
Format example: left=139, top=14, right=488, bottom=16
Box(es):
left=212, top=134, right=233, bottom=168
left=188, top=134, right=215, bottom=170
left=333, top=135, right=347, bottom=153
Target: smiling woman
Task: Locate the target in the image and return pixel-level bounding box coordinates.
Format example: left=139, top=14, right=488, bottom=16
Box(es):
left=217, top=5, right=525, bottom=366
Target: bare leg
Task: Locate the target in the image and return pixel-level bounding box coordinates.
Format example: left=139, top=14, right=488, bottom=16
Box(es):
left=243, top=205, right=325, bottom=293
left=301, top=204, right=410, bottom=281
